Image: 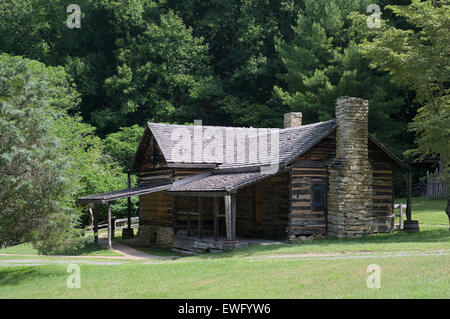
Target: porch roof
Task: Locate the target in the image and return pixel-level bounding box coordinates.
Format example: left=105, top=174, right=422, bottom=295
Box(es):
left=76, top=182, right=171, bottom=204
left=167, top=167, right=289, bottom=194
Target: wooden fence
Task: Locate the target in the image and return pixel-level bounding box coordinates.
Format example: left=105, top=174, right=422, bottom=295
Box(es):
left=394, top=203, right=406, bottom=230
left=86, top=217, right=139, bottom=233
left=426, top=168, right=447, bottom=199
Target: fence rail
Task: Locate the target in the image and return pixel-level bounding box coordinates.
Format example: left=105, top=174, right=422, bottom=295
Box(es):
left=394, top=203, right=406, bottom=230
left=86, top=217, right=139, bottom=233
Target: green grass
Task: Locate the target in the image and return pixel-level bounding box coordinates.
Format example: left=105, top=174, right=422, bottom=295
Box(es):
left=0, top=242, right=121, bottom=257
left=0, top=254, right=448, bottom=298
left=395, top=196, right=448, bottom=226
left=205, top=226, right=450, bottom=259
left=0, top=197, right=448, bottom=298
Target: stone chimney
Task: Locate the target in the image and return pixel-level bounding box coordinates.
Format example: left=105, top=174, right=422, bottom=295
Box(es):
left=327, top=97, right=374, bottom=238
left=284, top=112, right=302, bottom=128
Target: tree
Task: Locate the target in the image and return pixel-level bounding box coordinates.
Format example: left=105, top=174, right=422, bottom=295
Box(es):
left=0, top=0, right=119, bottom=135
left=273, top=0, right=411, bottom=153
left=166, top=0, right=304, bottom=127
left=104, top=10, right=221, bottom=129
left=54, top=113, right=130, bottom=226
left=104, top=125, right=144, bottom=170
left=358, top=0, right=450, bottom=226
left=0, top=54, right=127, bottom=252
left=0, top=54, right=82, bottom=252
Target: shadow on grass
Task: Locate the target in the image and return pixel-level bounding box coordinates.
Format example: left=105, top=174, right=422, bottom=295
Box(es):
left=0, top=266, right=62, bottom=287
left=1, top=241, right=117, bottom=257
left=54, top=243, right=114, bottom=256
left=114, top=238, right=184, bottom=257
left=196, top=227, right=450, bottom=260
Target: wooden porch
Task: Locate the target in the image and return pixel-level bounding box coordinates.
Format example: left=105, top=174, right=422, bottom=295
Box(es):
left=169, top=193, right=242, bottom=251
left=167, top=171, right=291, bottom=253
left=172, top=235, right=286, bottom=254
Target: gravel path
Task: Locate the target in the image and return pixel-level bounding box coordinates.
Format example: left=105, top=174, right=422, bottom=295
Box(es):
left=97, top=238, right=179, bottom=260
left=1, top=249, right=448, bottom=267
left=0, top=239, right=179, bottom=262
left=0, top=259, right=126, bottom=266
left=247, top=249, right=450, bottom=261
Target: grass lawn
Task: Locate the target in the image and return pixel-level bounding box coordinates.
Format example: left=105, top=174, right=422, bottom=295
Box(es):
left=208, top=226, right=450, bottom=259
left=0, top=254, right=448, bottom=298
left=0, top=242, right=121, bottom=257
left=395, top=196, right=448, bottom=226
left=0, top=197, right=448, bottom=298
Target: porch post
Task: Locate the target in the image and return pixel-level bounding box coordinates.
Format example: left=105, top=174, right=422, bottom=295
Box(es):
left=214, top=197, right=219, bottom=242
left=404, top=166, right=420, bottom=232
left=406, top=167, right=412, bottom=221
left=107, top=202, right=112, bottom=250
left=231, top=192, right=236, bottom=240
left=187, top=197, right=191, bottom=237
left=93, top=203, right=98, bottom=245
left=198, top=197, right=203, bottom=239
left=111, top=217, right=116, bottom=240
left=122, top=170, right=134, bottom=239
left=127, top=170, right=131, bottom=229
left=224, top=193, right=238, bottom=247
left=225, top=194, right=232, bottom=241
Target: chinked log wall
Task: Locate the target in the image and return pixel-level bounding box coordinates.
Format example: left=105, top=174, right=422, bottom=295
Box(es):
left=137, top=167, right=174, bottom=246
left=137, top=166, right=211, bottom=246
left=136, top=130, right=216, bottom=246
left=235, top=172, right=290, bottom=239
left=288, top=132, right=396, bottom=239
left=369, top=140, right=395, bottom=233
left=259, top=172, right=290, bottom=238
left=289, top=134, right=336, bottom=239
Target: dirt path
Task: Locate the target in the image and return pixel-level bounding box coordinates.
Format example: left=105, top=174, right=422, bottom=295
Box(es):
left=247, top=249, right=450, bottom=261
left=0, top=253, right=130, bottom=260
left=2, top=248, right=449, bottom=266
left=97, top=238, right=178, bottom=260
left=0, top=239, right=179, bottom=261
left=0, top=259, right=127, bottom=266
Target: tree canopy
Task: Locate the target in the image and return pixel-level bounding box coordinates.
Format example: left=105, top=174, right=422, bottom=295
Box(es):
left=0, top=54, right=125, bottom=253
left=357, top=0, right=450, bottom=218
left=0, top=0, right=448, bottom=248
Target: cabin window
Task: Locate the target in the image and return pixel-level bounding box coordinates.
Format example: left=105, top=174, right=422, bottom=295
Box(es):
left=311, top=183, right=327, bottom=211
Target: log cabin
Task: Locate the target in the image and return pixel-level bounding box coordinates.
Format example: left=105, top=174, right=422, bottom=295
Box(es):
left=78, top=97, right=409, bottom=253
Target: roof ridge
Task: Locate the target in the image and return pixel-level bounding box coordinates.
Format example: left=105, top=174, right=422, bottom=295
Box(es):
left=147, top=122, right=262, bottom=130
left=148, top=119, right=336, bottom=131
left=280, top=119, right=336, bottom=132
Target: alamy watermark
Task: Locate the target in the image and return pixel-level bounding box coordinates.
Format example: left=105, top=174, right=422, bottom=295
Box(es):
left=66, top=264, right=81, bottom=288
left=367, top=4, right=381, bottom=29
left=66, top=4, right=81, bottom=29
left=366, top=264, right=381, bottom=288
left=170, top=120, right=280, bottom=175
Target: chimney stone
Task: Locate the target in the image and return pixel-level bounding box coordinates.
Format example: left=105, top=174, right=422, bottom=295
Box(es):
left=284, top=112, right=302, bottom=128
left=327, top=97, right=374, bottom=238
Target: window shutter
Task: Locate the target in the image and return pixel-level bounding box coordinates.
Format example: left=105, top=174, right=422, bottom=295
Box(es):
left=311, top=183, right=327, bottom=211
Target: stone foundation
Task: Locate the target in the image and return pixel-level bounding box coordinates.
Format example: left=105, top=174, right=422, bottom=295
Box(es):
left=327, top=97, right=375, bottom=238
left=137, top=224, right=174, bottom=247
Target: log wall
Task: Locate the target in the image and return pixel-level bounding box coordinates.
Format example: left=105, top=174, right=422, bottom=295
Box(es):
left=235, top=171, right=290, bottom=239
left=289, top=134, right=336, bottom=238
left=136, top=130, right=213, bottom=244
left=368, top=139, right=395, bottom=233
left=135, top=127, right=398, bottom=245
left=289, top=132, right=397, bottom=239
